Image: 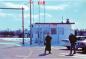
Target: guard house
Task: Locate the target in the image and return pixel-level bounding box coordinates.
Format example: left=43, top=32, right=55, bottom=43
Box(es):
left=31, top=19, right=75, bottom=45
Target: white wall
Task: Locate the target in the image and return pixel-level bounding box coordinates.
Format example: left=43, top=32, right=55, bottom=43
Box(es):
left=32, top=24, right=74, bottom=46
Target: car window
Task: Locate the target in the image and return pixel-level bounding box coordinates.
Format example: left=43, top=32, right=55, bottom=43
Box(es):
left=77, top=37, right=86, bottom=41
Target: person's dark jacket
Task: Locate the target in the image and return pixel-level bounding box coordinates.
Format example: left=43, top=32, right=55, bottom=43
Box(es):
left=44, top=35, right=52, bottom=51
left=69, top=34, right=77, bottom=44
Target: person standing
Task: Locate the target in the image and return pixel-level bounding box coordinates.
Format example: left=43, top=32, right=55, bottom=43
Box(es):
left=69, top=33, right=77, bottom=56
left=44, top=33, right=52, bottom=54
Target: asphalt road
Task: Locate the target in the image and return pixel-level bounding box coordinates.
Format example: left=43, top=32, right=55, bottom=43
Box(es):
left=0, top=45, right=86, bottom=59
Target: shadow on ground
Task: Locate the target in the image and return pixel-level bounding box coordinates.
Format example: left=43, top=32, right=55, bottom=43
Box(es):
left=59, top=48, right=69, bottom=50
left=39, top=53, right=50, bottom=56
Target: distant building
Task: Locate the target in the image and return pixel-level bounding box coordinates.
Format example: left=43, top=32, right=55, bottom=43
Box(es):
left=31, top=20, right=75, bottom=45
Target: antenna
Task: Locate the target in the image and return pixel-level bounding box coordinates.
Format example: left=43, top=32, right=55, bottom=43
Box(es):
left=62, top=16, right=63, bottom=23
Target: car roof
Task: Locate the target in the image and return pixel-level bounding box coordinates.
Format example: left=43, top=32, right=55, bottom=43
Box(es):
left=76, top=36, right=86, bottom=38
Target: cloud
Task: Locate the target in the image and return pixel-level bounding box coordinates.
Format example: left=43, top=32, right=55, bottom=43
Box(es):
left=39, top=0, right=85, bottom=2
left=23, top=14, right=39, bottom=19
left=3, top=2, right=29, bottom=11
left=0, top=12, right=12, bottom=17
left=41, top=4, right=69, bottom=10
left=0, top=13, right=6, bottom=16
left=0, top=0, right=27, bottom=1
left=24, top=13, right=52, bottom=19
left=40, top=13, right=52, bottom=17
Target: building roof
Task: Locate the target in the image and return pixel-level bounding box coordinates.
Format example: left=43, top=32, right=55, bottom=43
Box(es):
left=35, top=22, right=75, bottom=25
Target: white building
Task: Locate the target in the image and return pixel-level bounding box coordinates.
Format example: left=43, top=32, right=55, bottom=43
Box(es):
left=31, top=20, right=75, bottom=46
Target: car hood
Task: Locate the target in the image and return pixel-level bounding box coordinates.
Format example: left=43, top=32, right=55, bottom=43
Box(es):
left=78, top=39, right=86, bottom=43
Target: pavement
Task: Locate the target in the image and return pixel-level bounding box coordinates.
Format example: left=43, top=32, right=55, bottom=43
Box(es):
left=0, top=39, right=86, bottom=59
left=0, top=45, right=86, bottom=59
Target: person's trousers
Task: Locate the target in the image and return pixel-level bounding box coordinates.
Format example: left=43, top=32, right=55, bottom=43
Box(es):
left=70, top=43, right=76, bottom=55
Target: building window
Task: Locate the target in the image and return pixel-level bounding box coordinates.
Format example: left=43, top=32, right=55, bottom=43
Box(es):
left=51, top=28, right=57, bottom=34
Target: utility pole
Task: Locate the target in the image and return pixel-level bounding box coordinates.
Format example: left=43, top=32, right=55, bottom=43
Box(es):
left=38, top=0, right=45, bottom=45
left=38, top=0, right=45, bottom=23
left=22, top=7, right=25, bottom=45
left=44, top=1, right=45, bottom=23
left=30, top=0, right=32, bottom=45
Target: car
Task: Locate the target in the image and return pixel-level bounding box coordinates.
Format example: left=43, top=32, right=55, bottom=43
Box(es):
left=61, top=36, right=86, bottom=51
left=76, top=36, right=86, bottom=52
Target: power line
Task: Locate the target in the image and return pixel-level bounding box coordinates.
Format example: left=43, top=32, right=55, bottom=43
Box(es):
left=0, top=8, right=22, bottom=10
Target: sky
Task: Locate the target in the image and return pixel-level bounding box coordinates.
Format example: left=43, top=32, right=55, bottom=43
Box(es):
left=0, top=0, right=86, bottom=30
